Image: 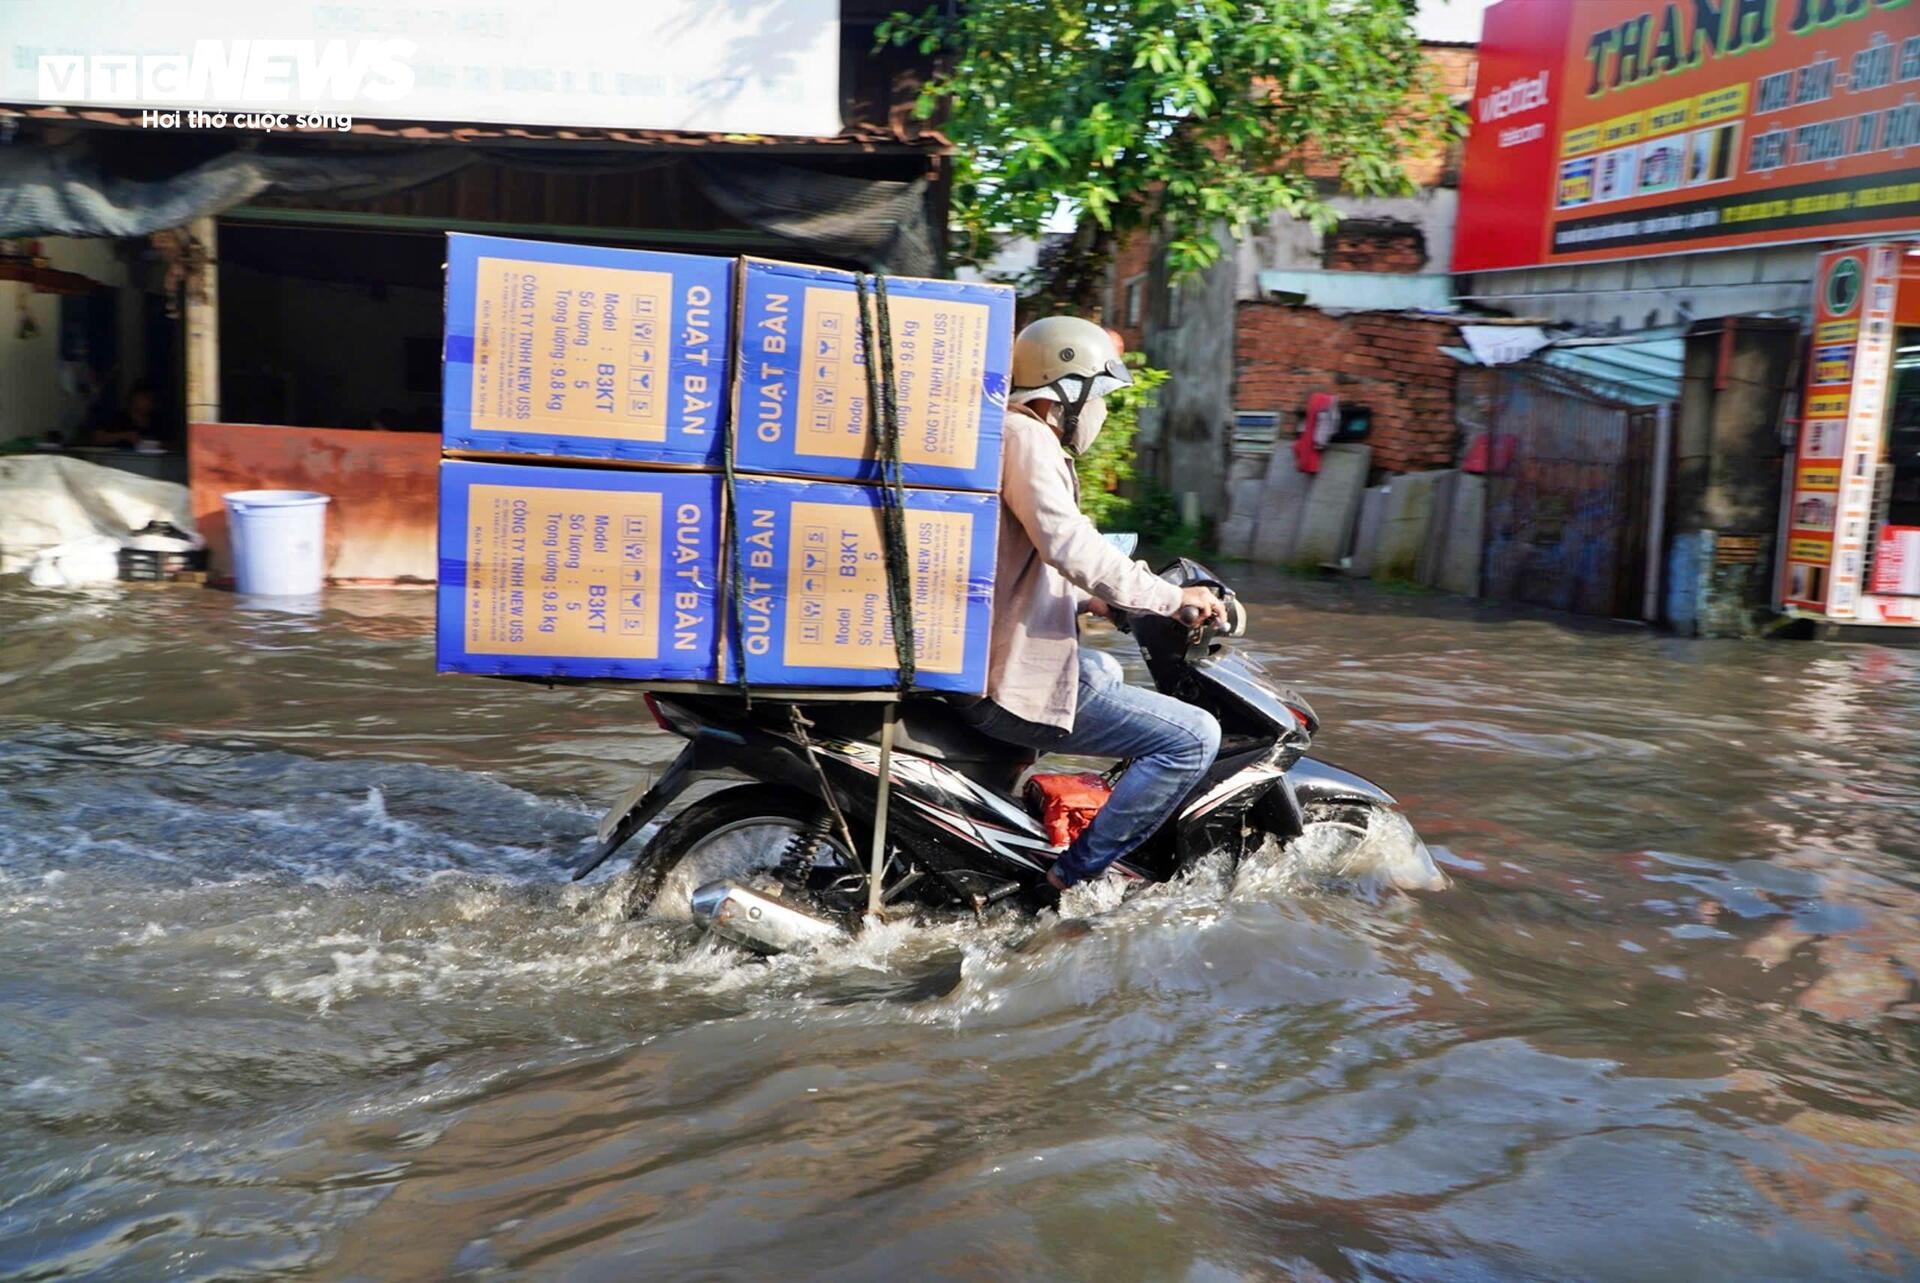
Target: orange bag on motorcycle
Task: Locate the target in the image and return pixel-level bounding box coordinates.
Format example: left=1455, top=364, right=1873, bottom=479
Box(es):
left=1024, top=772, right=1112, bottom=847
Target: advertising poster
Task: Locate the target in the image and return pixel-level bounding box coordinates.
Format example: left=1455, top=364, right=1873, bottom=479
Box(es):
left=1783, top=247, right=1863, bottom=610
left=1783, top=243, right=1905, bottom=617
left=1828, top=242, right=1905, bottom=618
left=1455, top=0, right=1920, bottom=271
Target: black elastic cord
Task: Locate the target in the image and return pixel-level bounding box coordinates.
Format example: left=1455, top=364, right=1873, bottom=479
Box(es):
left=720, top=348, right=751, bottom=706
left=855, top=272, right=917, bottom=692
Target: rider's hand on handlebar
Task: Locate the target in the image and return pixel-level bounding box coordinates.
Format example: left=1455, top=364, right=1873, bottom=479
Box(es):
left=1176, top=585, right=1229, bottom=629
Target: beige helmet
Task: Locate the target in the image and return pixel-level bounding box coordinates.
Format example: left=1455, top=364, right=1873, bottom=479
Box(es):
left=1009, top=316, right=1132, bottom=455
left=1010, top=316, right=1132, bottom=405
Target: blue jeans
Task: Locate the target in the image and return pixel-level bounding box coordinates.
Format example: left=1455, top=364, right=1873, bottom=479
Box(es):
left=964, top=648, right=1221, bottom=885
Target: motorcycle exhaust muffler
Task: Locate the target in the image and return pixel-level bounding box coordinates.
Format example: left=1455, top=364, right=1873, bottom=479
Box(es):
left=689, top=879, right=850, bottom=954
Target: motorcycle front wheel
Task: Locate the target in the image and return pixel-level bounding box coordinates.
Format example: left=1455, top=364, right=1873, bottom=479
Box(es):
left=1271, top=800, right=1450, bottom=893
left=629, top=785, right=857, bottom=921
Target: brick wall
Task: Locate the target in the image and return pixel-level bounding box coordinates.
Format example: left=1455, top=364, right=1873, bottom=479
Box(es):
left=1324, top=223, right=1427, bottom=273
left=1425, top=42, right=1479, bottom=99
left=1233, top=304, right=1461, bottom=475
left=1410, top=44, right=1476, bottom=189
left=1299, top=43, right=1478, bottom=189
left=1105, top=230, right=1154, bottom=354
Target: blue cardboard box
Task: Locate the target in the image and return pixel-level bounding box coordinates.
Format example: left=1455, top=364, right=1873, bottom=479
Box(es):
left=438, top=460, right=724, bottom=681
left=729, top=476, right=997, bottom=693
left=443, top=234, right=732, bottom=467
left=732, top=258, right=1014, bottom=492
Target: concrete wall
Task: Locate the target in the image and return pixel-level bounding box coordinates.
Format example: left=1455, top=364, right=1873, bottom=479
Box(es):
left=1137, top=247, right=1238, bottom=513
left=1667, top=318, right=1800, bottom=636
left=1236, top=188, right=1462, bottom=292
left=1457, top=242, right=1828, bottom=332
left=0, top=236, right=149, bottom=444
left=189, top=421, right=439, bottom=585
left=1672, top=318, right=1799, bottom=532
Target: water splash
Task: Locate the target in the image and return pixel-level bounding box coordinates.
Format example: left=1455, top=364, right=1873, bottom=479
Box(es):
left=4, top=581, right=1919, bottom=1280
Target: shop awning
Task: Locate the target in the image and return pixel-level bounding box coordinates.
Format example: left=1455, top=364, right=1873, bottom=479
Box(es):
left=1443, top=327, right=1685, bottom=407
left=0, top=136, right=940, bottom=275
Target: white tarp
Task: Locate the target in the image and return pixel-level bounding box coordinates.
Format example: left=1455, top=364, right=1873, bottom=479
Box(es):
left=0, top=455, right=194, bottom=574
left=4, top=0, right=841, bottom=136
left=1461, top=325, right=1551, bottom=366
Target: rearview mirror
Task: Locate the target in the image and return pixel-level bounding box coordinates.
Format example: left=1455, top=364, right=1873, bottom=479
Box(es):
left=1103, top=532, right=1140, bottom=558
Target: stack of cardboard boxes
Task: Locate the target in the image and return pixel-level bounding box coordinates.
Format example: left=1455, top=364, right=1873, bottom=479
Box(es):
left=435, top=234, right=1015, bottom=694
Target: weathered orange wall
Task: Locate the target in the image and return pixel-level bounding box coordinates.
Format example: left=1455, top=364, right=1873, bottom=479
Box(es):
left=189, top=422, right=439, bottom=585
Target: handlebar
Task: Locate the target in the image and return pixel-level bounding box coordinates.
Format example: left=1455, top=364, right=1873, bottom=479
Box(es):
left=1178, top=591, right=1247, bottom=637
left=1223, top=596, right=1247, bottom=637
left=1114, top=592, right=1247, bottom=640
left=1105, top=580, right=1251, bottom=641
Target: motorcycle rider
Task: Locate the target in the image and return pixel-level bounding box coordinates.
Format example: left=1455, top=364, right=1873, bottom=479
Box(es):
left=964, top=316, right=1228, bottom=894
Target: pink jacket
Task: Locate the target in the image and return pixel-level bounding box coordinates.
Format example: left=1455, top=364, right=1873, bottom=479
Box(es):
left=983, top=408, right=1184, bottom=729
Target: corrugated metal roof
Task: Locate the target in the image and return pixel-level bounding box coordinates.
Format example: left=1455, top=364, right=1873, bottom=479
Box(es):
left=1444, top=326, right=1685, bottom=406
left=0, top=102, right=946, bottom=154
left=1256, top=268, right=1457, bottom=313
left=1538, top=329, right=1685, bottom=406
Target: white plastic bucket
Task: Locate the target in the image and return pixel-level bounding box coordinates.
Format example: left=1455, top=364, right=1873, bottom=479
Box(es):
left=222, top=490, right=331, bottom=596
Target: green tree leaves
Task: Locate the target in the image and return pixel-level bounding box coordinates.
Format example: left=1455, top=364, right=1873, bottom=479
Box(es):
left=882, top=0, right=1463, bottom=289
left=1074, top=356, right=1169, bottom=527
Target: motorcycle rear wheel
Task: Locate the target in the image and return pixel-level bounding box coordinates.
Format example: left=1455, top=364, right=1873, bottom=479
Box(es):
left=629, top=785, right=855, bottom=921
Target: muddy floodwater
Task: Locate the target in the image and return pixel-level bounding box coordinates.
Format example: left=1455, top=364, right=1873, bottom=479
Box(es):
left=3, top=574, right=1919, bottom=1281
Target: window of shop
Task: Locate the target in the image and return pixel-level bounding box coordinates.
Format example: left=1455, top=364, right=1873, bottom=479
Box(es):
left=218, top=222, right=445, bottom=432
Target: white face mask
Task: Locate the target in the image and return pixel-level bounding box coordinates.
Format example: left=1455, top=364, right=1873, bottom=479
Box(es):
left=1064, top=394, right=1107, bottom=456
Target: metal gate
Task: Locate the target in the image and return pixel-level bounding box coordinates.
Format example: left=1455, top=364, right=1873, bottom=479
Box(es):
left=1480, top=369, right=1658, bottom=619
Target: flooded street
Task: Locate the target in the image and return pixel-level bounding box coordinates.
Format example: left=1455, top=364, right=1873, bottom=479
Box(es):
left=3, top=573, right=1919, bottom=1281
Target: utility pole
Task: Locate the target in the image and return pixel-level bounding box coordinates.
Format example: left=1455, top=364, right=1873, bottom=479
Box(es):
left=183, top=216, right=219, bottom=426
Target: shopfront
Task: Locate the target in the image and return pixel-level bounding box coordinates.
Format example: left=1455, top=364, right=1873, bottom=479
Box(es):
left=1451, top=0, right=1920, bottom=635
left=1, top=0, right=946, bottom=585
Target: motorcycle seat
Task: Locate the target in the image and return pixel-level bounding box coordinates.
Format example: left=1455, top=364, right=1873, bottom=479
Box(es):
left=806, top=704, right=1039, bottom=768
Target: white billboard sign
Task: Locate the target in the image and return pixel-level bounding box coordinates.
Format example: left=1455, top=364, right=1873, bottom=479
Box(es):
left=3, top=0, right=843, bottom=137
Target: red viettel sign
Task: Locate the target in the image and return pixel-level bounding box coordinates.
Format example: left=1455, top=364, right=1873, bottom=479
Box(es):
left=1453, top=0, right=1920, bottom=272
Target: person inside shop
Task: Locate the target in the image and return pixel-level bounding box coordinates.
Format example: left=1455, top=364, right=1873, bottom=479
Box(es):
left=962, top=315, right=1228, bottom=895
left=87, top=380, right=162, bottom=450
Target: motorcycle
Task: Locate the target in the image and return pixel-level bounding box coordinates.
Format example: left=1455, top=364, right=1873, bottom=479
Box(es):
left=571, top=550, right=1447, bottom=954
